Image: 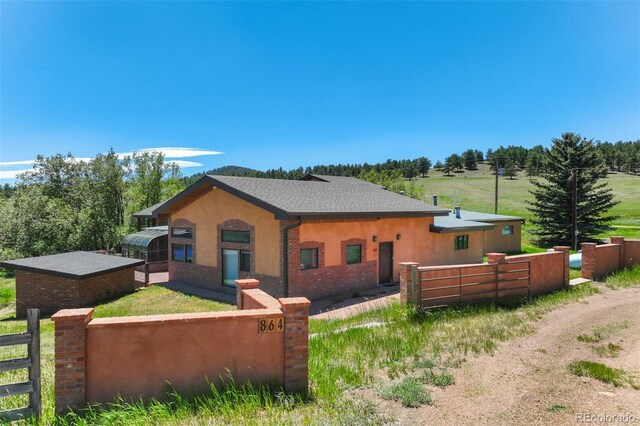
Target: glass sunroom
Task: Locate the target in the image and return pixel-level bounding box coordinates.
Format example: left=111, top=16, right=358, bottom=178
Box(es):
left=121, top=226, right=168, bottom=263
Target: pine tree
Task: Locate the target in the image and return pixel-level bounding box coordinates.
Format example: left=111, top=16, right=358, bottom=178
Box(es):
left=528, top=133, right=618, bottom=248
left=504, top=160, right=517, bottom=180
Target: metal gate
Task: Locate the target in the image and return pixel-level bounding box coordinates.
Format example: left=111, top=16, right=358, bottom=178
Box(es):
left=0, top=308, right=41, bottom=422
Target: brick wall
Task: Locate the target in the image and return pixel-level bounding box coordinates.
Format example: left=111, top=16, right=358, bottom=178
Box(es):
left=15, top=267, right=136, bottom=318
left=52, top=279, right=310, bottom=413
left=581, top=237, right=639, bottom=280
left=287, top=227, right=378, bottom=301
left=77, top=268, right=136, bottom=306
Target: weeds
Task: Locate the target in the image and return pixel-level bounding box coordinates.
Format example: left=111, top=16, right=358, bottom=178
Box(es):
left=421, top=369, right=455, bottom=388
left=592, top=343, right=622, bottom=358
left=568, top=361, right=639, bottom=389
left=378, top=378, right=432, bottom=408
left=605, top=265, right=640, bottom=289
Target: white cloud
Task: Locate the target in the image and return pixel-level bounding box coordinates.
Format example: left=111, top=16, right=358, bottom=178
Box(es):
left=167, top=160, right=203, bottom=168
left=0, top=169, right=30, bottom=179
left=116, top=147, right=223, bottom=159
left=0, top=147, right=220, bottom=178
left=0, top=160, right=36, bottom=166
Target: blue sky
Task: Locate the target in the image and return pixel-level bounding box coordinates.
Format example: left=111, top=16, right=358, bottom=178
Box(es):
left=1, top=1, right=639, bottom=180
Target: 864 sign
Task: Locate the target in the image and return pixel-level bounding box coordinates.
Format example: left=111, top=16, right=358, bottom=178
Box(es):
left=258, top=317, right=284, bottom=333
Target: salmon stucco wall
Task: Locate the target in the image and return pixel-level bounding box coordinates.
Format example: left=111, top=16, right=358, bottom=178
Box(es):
left=85, top=310, right=285, bottom=403
left=507, top=251, right=565, bottom=296
left=483, top=220, right=522, bottom=254
left=293, top=217, right=484, bottom=287
left=623, top=239, right=640, bottom=268
left=53, top=283, right=311, bottom=413
left=168, top=187, right=282, bottom=291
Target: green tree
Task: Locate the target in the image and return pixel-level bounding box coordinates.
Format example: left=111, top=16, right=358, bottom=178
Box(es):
left=528, top=133, right=618, bottom=248
left=417, top=157, right=431, bottom=177
left=358, top=169, right=425, bottom=200
left=462, top=149, right=477, bottom=170
left=504, top=160, right=517, bottom=180
left=445, top=154, right=463, bottom=172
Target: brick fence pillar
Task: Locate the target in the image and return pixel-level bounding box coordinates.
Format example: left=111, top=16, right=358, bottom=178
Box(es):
left=553, top=246, right=571, bottom=287
left=399, top=262, right=419, bottom=305
left=279, top=297, right=311, bottom=395
left=581, top=243, right=597, bottom=280
left=51, top=308, right=94, bottom=414
left=610, top=236, right=625, bottom=269
left=487, top=253, right=507, bottom=264
left=235, top=279, right=260, bottom=310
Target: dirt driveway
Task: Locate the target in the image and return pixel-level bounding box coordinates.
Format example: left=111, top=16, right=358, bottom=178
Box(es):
left=382, top=285, right=640, bottom=425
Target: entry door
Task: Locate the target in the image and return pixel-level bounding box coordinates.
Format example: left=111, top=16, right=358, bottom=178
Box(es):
left=222, top=249, right=239, bottom=287
left=378, top=242, right=393, bottom=284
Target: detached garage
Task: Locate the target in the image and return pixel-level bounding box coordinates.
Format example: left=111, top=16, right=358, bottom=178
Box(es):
left=0, top=251, right=144, bottom=317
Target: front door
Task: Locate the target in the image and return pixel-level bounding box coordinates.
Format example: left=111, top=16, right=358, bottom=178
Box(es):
left=378, top=242, right=393, bottom=284
left=222, top=249, right=239, bottom=287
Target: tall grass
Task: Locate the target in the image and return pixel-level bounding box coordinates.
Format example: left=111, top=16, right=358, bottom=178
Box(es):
left=604, top=264, right=640, bottom=289
left=3, top=266, right=637, bottom=424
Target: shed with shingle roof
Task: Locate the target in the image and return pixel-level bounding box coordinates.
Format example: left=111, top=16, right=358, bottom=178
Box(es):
left=1, top=252, right=143, bottom=317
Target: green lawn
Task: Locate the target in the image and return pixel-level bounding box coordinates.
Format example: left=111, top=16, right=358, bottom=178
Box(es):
left=417, top=163, right=640, bottom=244
left=0, top=283, right=233, bottom=423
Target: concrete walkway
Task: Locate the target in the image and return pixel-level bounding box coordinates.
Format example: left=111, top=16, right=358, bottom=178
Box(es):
left=310, top=284, right=400, bottom=320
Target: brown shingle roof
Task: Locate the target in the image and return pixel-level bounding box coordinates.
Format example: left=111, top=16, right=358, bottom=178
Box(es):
left=156, top=175, right=449, bottom=220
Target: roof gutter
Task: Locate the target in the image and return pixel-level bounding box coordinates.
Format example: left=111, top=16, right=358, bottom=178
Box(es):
left=282, top=216, right=303, bottom=297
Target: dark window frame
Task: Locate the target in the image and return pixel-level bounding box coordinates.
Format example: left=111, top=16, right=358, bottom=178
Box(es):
left=300, top=248, right=319, bottom=270
left=240, top=250, right=251, bottom=272
left=221, top=230, right=251, bottom=244
left=454, top=235, right=469, bottom=251
left=502, top=225, right=514, bottom=235
left=172, top=243, right=193, bottom=263
left=171, top=227, right=193, bottom=239
left=346, top=244, right=362, bottom=265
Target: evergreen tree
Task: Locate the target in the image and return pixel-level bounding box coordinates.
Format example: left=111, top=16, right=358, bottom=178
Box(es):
left=504, top=160, right=517, bottom=180
left=417, top=157, right=431, bottom=177
left=528, top=133, right=618, bottom=248
left=462, top=149, right=477, bottom=170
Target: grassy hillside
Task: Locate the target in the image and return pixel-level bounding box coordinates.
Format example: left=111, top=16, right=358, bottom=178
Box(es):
left=417, top=163, right=640, bottom=244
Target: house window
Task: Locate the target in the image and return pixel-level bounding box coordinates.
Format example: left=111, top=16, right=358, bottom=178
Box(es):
left=171, top=227, right=193, bottom=239
left=172, top=243, right=193, bottom=263
left=502, top=225, right=514, bottom=235
left=240, top=250, right=251, bottom=272
left=300, top=248, right=318, bottom=270
left=454, top=235, right=469, bottom=250
left=221, top=230, right=250, bottom=244
left=347, top=244, right=362, bottom=265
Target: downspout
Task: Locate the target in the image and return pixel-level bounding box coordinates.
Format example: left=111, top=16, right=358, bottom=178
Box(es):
left=282, top=216, right=303, bottom=297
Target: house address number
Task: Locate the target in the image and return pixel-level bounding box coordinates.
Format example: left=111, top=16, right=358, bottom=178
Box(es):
left=258, top=317, right=284, bottom=333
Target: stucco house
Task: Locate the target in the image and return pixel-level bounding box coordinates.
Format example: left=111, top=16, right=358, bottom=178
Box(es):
left=140, top=174, right=511, bottom=301
left=432, top=207, right=524, bottom=254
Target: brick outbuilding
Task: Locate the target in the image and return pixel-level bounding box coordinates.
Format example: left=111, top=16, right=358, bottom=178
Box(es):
left=0, top=251, right=144, bottom=317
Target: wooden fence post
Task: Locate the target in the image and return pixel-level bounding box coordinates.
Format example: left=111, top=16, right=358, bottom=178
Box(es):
left=27, top=309, right=41, bottom=421
left=0, top=309, right=41, bottom=422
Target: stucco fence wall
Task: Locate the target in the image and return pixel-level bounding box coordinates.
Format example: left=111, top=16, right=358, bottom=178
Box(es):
left=51, top=279, right=310, bottom=414
left=582, top=237, right=640, bottom=280
left=399, top=247, right=570, bottom=307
